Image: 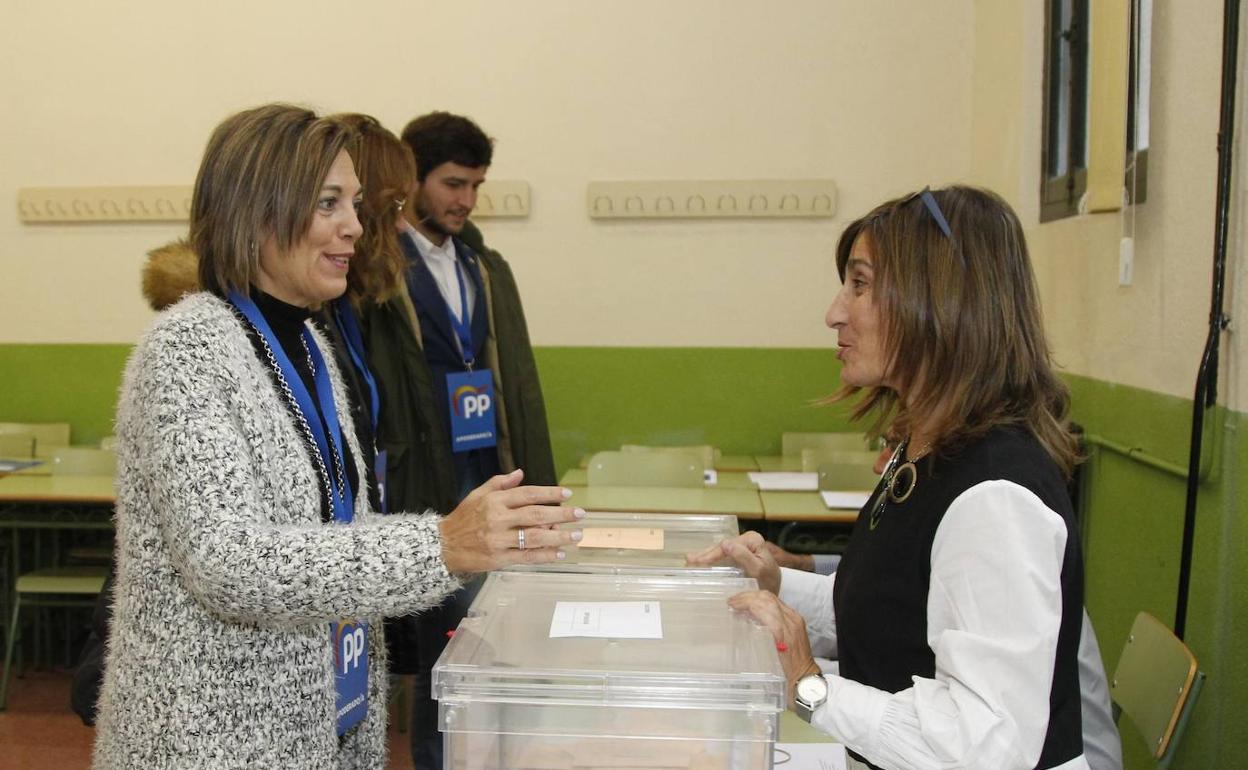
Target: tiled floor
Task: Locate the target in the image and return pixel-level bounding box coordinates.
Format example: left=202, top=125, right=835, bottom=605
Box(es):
left=0, top=668, right=417, bottom=769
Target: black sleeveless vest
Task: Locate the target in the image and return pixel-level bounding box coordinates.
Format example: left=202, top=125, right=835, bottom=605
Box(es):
left=832, top=427, right=1084, bottom=769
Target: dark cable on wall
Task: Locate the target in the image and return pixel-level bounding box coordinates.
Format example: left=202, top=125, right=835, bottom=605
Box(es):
left=1175, top=0, right=1239, bottom=640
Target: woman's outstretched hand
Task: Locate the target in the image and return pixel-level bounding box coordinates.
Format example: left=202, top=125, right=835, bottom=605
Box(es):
left=439, top=469, right=585, bottom=575
left=729, top=589, right=821, bottom=704
left=686, top=531, right=781, bottom=594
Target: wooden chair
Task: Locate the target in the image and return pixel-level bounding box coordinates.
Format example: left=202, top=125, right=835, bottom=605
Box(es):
left=1111, top=611, right=1205, bottom=768
left=801, top=448, right=878, bottom=474
left=0, top=445, right=114, bottom=706
left=620, top=443, right=720, bottom=468
left=0, top=433, right=36, bottom=459
left=587, top=451, right=704, bottom=487
left=815, top=461, right=881, bottom=492
left=0, top=422, right=71, bottom=455
left=49, top=447, right=117, bottom=476
left=0, top=566, right=108, bottom=709
left=781, top=431, right=870, bottom=456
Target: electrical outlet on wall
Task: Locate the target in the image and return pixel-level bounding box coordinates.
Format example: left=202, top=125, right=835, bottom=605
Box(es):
left=1119, top=237, right=1134, bottom=287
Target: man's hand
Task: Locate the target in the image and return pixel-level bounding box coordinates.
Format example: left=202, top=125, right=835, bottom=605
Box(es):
left=764, top=542, right=816, bottom=572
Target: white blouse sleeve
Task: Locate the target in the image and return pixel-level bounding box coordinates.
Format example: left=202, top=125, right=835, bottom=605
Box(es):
left=809, top=480, right=1075, bottom=770
left=779, top=567, right=838, bottom=658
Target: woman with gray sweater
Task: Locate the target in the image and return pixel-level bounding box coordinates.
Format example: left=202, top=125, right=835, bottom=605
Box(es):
left=91, top=104, right=582, bottom=769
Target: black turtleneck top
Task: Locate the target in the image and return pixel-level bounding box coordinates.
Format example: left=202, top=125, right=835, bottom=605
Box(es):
left=239, top=289, right=360, bottom=523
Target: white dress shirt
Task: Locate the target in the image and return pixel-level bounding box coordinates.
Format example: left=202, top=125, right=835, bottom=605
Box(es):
left=401, top=221, right=476, bottom=323
left=779, top=480, right=1092, bottom=770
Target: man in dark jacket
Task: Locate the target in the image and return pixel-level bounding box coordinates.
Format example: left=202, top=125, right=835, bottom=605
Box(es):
left=361, top=111, right=554, bottom=769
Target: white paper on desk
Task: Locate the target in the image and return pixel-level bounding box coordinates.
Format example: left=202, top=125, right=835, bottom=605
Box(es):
left=549, top=601, right=663, bottom=639
left=749, top=472, right=819, bottom=491
left=703, top=469, right=718, bottom=486
left=820, top=490, right=871, bottom=509
left=773, top=742, right=847, bottom=770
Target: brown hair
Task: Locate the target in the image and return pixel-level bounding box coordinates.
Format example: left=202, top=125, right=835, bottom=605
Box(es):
left=333, top=114, right=415, bottom=304
left=191, top=104, right=355, bottom=298
left=832, top=185, right=1080, bottom=477
left=401, top=111, right=493, bottom=181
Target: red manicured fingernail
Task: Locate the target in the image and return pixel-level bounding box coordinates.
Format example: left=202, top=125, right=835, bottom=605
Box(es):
left=446, top=630, right=456, bottom=639
left=775, top=641, right=788, bottom=652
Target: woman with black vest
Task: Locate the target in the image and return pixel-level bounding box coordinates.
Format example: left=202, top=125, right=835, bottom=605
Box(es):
left=693, top=186, right=1093, bottom=770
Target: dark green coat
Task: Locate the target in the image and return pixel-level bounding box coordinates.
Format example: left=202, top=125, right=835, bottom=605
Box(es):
left=360, top=221, right=556, bottom=518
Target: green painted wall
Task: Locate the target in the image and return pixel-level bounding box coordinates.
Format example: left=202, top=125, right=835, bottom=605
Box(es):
left=0, top=344, right=132, bottom=445
left=2, top=345, right=1243, bottom=768
left=1066, top=375, right=1244, bottom=769
left=0, top=344, right=857, bottom=466
left=534, top=346, right=856, bottom=472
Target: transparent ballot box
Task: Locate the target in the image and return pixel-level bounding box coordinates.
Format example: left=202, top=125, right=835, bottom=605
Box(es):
left=513, top=511, right=742, bottom=576
left=433, top=571, right=786, bottom=770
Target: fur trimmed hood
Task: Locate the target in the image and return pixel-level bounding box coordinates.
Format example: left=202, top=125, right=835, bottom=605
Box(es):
left=141, top=239, right=200, bottom=311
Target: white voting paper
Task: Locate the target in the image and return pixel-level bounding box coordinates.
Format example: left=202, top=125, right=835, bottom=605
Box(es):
left=549, top=601, right=663, bottom=639
left=749, top=472, right=819, bottom=491
left=703, top=469, right=719, bottom=486
left=774, top=742, right=847, bottom=770
left=820, top=490, right=871, bottom=509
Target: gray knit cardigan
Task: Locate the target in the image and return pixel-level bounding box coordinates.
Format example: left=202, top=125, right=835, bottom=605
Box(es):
left=93, top=293, right=461, bottom=769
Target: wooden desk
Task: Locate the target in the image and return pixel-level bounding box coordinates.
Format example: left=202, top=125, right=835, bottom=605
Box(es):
left=576, top=453, right=761, bottom=472
left=753, top=455, right=803, bottom=472
left=9, top=461, right=53, bottom=478
left=560, top=469, right=756, bottom=490
left=778, top=709, right=839, bottom=743
left=706, top=471, right=757, bottom=489
left=0, top=475, right=116, bottom=506
left=564, top=485, right=763, bottom=519
left=0, top=474, right=115, bottom=631
left=760, top=491, right=859, bottom=523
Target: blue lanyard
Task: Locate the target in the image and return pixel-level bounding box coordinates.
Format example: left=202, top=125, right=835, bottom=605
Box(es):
left=332, top=298, right=380, bottom=435
left=229, top=291, right=354, bottom=524
left=448, top=259, right=475, bottom=368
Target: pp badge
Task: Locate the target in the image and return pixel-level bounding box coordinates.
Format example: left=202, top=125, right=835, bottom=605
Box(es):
left=447, top=369, right=497, bottom=453
left=333, top=620, right=368, bottom=735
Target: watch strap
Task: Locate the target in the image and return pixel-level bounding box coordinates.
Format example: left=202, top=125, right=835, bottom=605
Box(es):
left=794, top=673, right=828, bottom=723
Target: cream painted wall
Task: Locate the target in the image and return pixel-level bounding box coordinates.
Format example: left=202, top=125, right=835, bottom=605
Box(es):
left=0, top=0, right=973, bottom=349
left=971, top=0, right=1246, bottom=412
left=1231, top=44, right=1248, bottom=413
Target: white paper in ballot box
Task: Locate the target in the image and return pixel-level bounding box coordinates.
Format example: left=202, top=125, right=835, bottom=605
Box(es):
left=549, top=601, right=663, bottom=639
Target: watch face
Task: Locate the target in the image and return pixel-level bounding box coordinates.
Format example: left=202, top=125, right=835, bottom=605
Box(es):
left=797, top=675, right=827, bottom=703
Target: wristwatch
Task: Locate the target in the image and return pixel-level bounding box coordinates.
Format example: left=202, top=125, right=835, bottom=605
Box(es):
left=794, top=672, right=828, bottom=723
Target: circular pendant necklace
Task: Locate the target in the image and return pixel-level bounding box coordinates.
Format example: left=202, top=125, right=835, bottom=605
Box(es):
left=869, top=436, right=929, bottom=530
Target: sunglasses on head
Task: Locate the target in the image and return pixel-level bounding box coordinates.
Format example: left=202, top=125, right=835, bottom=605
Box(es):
left=917, top=187, right=953, bottom=240
left=908, top=186, right=965, bottom=266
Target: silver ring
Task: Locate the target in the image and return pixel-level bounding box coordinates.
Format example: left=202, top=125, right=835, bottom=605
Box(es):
left=517, top=528, right=526, bottom=550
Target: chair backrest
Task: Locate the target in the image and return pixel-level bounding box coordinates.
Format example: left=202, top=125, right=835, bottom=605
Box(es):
left=802, top=448, right=878, bottom=474
left=587, top=451, right=704, bottom=487
left=49, top=447, right=117, bottom=476
left=0, top=422, right=71, bottom=453
left=781, top=431, right=870, bottom=456
left=1111, top=611, right=1205, bottom=766
left=620, top=443, right=720, bottom=468
left=0, top=432, right=37, bottom=458
left=816, top=460, right=881, bottom=492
